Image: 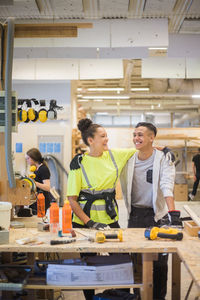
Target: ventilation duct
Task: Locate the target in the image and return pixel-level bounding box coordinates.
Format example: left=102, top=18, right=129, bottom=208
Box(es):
left=174, top=112, right=200, bottom=126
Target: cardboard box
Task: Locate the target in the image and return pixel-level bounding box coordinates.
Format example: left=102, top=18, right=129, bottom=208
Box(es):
left=174, top=184, right=188, bottom=201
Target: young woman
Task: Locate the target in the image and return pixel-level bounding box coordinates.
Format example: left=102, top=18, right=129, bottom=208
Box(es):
left=67, top=118, right=137, bottom=230
left=67, top=119, right=137, bottom=300
left=26, top=148, right=51, bottom=214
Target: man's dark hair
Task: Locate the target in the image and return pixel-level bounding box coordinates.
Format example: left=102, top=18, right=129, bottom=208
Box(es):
left=135, top=122, right=157, bottom=136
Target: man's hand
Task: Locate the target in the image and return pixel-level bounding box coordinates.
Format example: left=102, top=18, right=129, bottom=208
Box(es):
left=86, top=220, right=110, bottom=230
left=158, top=214, right=170, bottom=227
left=168, top=210, right=183, bottom=226
left=162, top=147, right=175, bottom=164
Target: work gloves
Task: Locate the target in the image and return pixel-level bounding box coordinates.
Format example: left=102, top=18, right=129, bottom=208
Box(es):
left=86, top=220, right=110, bottom=230
left=158, top=210, right=183, bottom=227
left=168, top=210, right=183, bottom=226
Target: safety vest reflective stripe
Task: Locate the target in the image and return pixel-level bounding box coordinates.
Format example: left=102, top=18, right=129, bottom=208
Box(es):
left=81, top=187, right=115, bottom=194
left=79, top=201, right=117, bottom=211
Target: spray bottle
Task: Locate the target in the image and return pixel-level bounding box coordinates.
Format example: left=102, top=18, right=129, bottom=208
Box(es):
left=49, top=199, right=59, bottom=234
left=62, top=200, right=72, bottom=233
left=37, top=192, right=45, bottom=218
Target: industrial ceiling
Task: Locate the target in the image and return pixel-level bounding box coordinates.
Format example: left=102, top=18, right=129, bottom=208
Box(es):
left=1, top=0, right=200, bottom=126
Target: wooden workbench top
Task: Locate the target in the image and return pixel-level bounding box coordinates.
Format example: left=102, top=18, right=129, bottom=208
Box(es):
left=0, top=227, right=193, bottom=253
left=0, top=227, right=200, bottom=292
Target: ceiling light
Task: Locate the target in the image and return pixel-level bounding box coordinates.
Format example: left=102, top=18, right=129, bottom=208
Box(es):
left=77, top=99, right=89, bottom=102
left=77, top=88, right=82, bottom=91
left=96, top=112, right=109, bottom=115
left=82, top=95, right=130, bottom=99
left=192, top=95, right=200, bottom=98
left=94, top=99, right=103, bottom=102
left=77, top=94, right=82, bottom=97
left=87, top=88, right=124, bottom=92
left=148, top=47, right=168, bottom=50
left=131, top=88, right=149, bottom=91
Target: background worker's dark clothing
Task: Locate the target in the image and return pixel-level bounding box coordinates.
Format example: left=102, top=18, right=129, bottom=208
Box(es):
left=128, top=206, right=168, bottom=300
left=72, top=221, right=129, bottom=300
left=30, top=164, right=51, bottom=214
left=191, top=154, right=200, bottom=196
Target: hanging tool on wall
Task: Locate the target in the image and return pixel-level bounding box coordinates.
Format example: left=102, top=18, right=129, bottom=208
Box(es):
left=144, top=227, right=183, bottom=241
left=47, top=100, right=63, bottom=120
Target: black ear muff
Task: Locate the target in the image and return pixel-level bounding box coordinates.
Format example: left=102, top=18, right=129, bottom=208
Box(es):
left=47, top=109, right=57, bottom=120
left=38, top=109, right=47, bottom=123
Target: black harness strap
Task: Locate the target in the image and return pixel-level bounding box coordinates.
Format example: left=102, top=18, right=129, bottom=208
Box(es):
left=78, top=190, right=118, bottom=219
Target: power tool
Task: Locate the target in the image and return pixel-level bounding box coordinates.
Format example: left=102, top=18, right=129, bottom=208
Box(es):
left=144, top=227, right=183, bottom=241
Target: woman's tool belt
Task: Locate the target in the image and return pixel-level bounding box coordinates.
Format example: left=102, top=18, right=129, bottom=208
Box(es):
left=78, top=190, right=117, bottom=219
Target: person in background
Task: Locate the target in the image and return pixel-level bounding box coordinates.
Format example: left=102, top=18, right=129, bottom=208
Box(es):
left=120, top=122, right=182, bottom=300
left=188, top=147, right=200, bottom=201
left=26, top=148, right=51, bottom=215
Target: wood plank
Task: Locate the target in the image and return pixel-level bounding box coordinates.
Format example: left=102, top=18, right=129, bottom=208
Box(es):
left=15, top=24, right=77, bottom=38
left=172, top=253, right=181, bottom=300
left=14, top=23, right=93, bottom=38
left=142, top=253, right=153, bottom=300
left=183, top=205, right=200, bottom=227
left=0, top=133, right=31, bottom=204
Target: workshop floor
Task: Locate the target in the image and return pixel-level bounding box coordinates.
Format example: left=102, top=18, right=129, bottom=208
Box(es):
left=58, top=200, right=200, bottom=300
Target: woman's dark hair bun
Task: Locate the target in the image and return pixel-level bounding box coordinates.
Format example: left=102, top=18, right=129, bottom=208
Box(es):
left=78, top=118, right=92, bottom=132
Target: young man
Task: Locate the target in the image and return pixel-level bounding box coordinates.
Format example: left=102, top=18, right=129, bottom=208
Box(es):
left=188, top=147, right=200, bottom=201
left=120, top=122, right=182, bottom=300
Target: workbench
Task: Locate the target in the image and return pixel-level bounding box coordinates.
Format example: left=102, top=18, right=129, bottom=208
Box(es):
left=0, top=227, right=200, bottom=300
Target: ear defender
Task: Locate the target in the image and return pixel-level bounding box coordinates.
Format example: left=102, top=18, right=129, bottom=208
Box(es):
left=18, top=108, right=22, bottom=122
left=47, top=109, right=57, bottom=120
left=29, top=165, right=36, bottom=179
left=28, top=108, right=38, bottom=122
left=21, top=110, right=29, bottom=122
left=38, top=108, right=48, bottom=122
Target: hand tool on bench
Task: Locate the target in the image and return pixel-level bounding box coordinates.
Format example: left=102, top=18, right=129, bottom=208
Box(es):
left=95, top=229, right=123, bottom=243
left=144, top=226, right=183, bottom=241
left=73, top=229, right=123, bottom=243
left=50, top=236, right=95, bottom=245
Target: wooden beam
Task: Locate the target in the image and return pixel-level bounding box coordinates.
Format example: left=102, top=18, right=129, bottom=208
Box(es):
left=156, top=135, right=200, bottom=140
left=13, top=23, right=93, bottom=38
